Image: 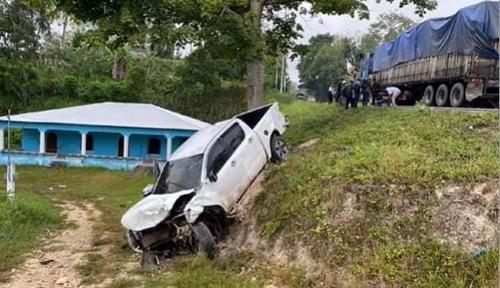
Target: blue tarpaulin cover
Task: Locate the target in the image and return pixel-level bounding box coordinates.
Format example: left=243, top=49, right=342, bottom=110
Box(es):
left=371, top=1, right=499, bottom=72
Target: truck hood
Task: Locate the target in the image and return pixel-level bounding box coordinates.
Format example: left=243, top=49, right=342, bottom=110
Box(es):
left=121, top=189, right=194, bottom=231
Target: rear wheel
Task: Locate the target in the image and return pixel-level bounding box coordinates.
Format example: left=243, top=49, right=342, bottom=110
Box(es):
left=270, top=134, right=289, bottom=163
left=450, top=82, right=465, bottom=107
left=422, top=85, right=435, bottom=106
left=192, top=221, right=216, bottom=259
left=435, top=84, right=449, bottom=107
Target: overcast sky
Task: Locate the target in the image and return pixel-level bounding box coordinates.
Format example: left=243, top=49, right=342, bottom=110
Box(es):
left=289, top=0, right=489, bottom=83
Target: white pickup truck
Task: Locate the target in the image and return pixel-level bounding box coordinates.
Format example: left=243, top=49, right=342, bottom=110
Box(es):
left=121, top=103, right=289, bottom=264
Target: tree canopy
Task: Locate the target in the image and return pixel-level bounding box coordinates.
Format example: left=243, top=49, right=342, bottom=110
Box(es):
left=359, top=12, right=416, bottom=55
left=51, top=0, right=437, bottom=108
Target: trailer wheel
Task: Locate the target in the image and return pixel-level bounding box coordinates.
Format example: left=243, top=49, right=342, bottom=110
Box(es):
left=422, top=85, right=435, bottom=106
left=450, top=82, right=465, bottom=107
left=435, top=84, right=449, bottom=107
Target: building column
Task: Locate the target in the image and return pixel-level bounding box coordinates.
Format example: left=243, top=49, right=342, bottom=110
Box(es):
left=0, top=129, right=4, bottom=151
left=81, top=132, right=87, bottom=155
left=39, top=130, right=46, bottom=154
left=123, top=134, right=129, bottom=158
left=166, top=136, right=172, bottom=160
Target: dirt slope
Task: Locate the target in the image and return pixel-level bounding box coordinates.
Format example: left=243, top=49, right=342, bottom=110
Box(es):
left=1, top=203, right=101, bottom=288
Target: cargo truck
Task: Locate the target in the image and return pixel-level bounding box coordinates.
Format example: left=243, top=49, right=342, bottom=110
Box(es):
left=362, top=2, right=499, bottom=107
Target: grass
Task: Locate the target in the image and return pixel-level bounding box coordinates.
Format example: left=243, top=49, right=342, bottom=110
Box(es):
left=255, top=102, right=499, bottom=286
left=0, top=191, right=62, bottom=280
left=0, top=166, right=308, bottom=287
left=0, top=97, right=498, bottom=287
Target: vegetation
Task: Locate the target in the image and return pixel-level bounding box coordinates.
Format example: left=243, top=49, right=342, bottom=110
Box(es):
left=255, top=102, right=499, bottom=286
left=0, top=98, right=497, bottom=286
left=0, top=192, right=62, bottom=280
left=51, top=0, right=436, bottom=108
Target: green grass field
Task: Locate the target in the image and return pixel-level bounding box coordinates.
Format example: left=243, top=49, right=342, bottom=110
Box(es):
left=0, top=99, right=498, bottom=287
left=256, top=102, right=499, bottom=287
left=0, top=192, right=62, bottom=280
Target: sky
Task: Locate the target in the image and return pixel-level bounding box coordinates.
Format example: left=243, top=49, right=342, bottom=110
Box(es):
left=289, top=0, right=489, bottom=84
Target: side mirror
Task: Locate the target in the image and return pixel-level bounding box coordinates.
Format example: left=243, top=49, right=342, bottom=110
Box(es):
left=153, top=161, right=161, bottom=180
left=142, top=184, right=155, bottom=197
left=208, top=170, right=218, bottom=182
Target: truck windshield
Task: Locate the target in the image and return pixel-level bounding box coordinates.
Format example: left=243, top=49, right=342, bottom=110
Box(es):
left=154, top=154, right=203, bottom=194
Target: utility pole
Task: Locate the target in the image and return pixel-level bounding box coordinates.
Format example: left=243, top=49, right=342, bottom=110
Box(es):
left=280, top=54, right=286, bottom=93
left=275, top=56, right=280, bottom=90
left=6, top=109, right=14, bottom=200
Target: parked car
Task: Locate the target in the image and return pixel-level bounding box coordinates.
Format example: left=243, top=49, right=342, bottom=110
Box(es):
left=121, top=103, right=289, bottom=265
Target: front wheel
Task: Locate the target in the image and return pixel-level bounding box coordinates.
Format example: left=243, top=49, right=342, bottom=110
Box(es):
left=270, top=134, right=289, bottom=163
left=192, top=221, right=216, bottom=259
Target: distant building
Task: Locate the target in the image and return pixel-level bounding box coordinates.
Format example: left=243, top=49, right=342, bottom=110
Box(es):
left=0, top=102, right=209, bottom=170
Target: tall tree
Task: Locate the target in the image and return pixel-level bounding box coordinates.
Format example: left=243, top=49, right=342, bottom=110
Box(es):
left=359, top=12, right=416, bottom=55
left=297, top=34, right=357, bottom=98
left=54, top=0, right=436, bottom=108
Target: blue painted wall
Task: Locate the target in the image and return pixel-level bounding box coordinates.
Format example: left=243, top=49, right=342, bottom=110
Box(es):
left=0, top=121, right=201, bottom=170
left=22, top=129, right=39, bottom=152
left=91, top=132, right=121, bottom=157
left=50, top=130, right=81, bottom=154
left=129, top=135, right=166, bottom=159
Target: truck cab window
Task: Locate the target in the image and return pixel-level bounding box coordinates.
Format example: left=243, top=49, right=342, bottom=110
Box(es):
left=207, top=123, right=245, bottom=175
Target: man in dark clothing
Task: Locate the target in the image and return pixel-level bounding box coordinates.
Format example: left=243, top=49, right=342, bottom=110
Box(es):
left=327, top=87, right=333, bottom=104
left=352, top=80, right=362, bottom=108
left=336, top=83, right=342, bottom=103
left=343, top=81, right=353, bottom=109
left=361, top=80, right=370, bottom=106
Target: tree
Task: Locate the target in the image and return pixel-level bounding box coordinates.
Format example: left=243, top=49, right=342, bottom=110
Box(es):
left=0, top=0, right=50, bottom=58
left=54, top=0, right=436, bottom=108
left=359, top=12, right=416, bottom=55
left=297, top=34, right=357, bottom=98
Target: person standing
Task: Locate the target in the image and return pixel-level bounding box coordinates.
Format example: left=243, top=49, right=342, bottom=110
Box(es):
left=327, top=86, right=334, bottom=104
left=352, top=79, right=362, bottom=108
left=361, top=79, right=370, bottom=106
left=336, top=82, right=342, bottom=103
left=343, top=80, right=353, bottom=109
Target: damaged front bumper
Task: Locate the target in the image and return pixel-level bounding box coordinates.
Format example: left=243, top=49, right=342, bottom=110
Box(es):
left=127, top=214, right=197, bottom=259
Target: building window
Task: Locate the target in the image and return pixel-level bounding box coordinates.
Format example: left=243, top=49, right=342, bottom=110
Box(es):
left=148, top=138, right=161, bottom=155
left=46, top=132, right=57, bottom=153
left=86, top=134, right=94, bottom=151
left=118, top=136, right=124, bottom=157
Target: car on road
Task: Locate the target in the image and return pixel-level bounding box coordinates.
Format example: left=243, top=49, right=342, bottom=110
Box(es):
left=121, top=103, right=289, bottom=265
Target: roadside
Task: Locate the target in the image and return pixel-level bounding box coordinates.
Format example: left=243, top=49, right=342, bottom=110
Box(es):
left=255, top=101, right=499, bottom=286
left=0, top=99, right=498, bottom=287
left=1, top=203, right=100, bottom=288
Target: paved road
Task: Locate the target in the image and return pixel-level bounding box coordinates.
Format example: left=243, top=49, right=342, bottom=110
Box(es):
left=397, top=105, right=499, bottom=113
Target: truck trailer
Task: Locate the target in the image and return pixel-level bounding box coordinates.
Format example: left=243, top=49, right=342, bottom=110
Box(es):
left=363, top=2, right=499, bottom=107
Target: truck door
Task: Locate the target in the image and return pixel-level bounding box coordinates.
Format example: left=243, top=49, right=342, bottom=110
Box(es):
left=204, top=122, right=253, bottom=208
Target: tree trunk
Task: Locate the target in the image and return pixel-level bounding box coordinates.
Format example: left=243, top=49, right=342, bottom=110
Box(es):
left=112, top=57, right=128, bottom=81
left=247, top=0, right=265, bottom=109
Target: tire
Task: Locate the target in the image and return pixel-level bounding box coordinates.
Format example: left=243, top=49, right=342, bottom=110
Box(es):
left=127, top=230, right=143, bottom=253
left=422, top=85, right=435, bottom=106
left=270, top=133, right=289, bottom=163
left=192, top=221, right=216, bottom=259
left=450, top=82, right=465, bottom=107
left=435, top=84, right=449, bottom=107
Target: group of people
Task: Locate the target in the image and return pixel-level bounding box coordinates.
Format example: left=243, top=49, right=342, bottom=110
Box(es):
left=327, top=76, right=402, bottom=109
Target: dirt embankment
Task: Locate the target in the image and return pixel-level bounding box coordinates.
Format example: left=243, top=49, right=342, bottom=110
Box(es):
left=222, top=143, right=330, bottom=284
left=432, top=180, right=499, bottom=253
left=1, top=203, right=101, bottom=288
